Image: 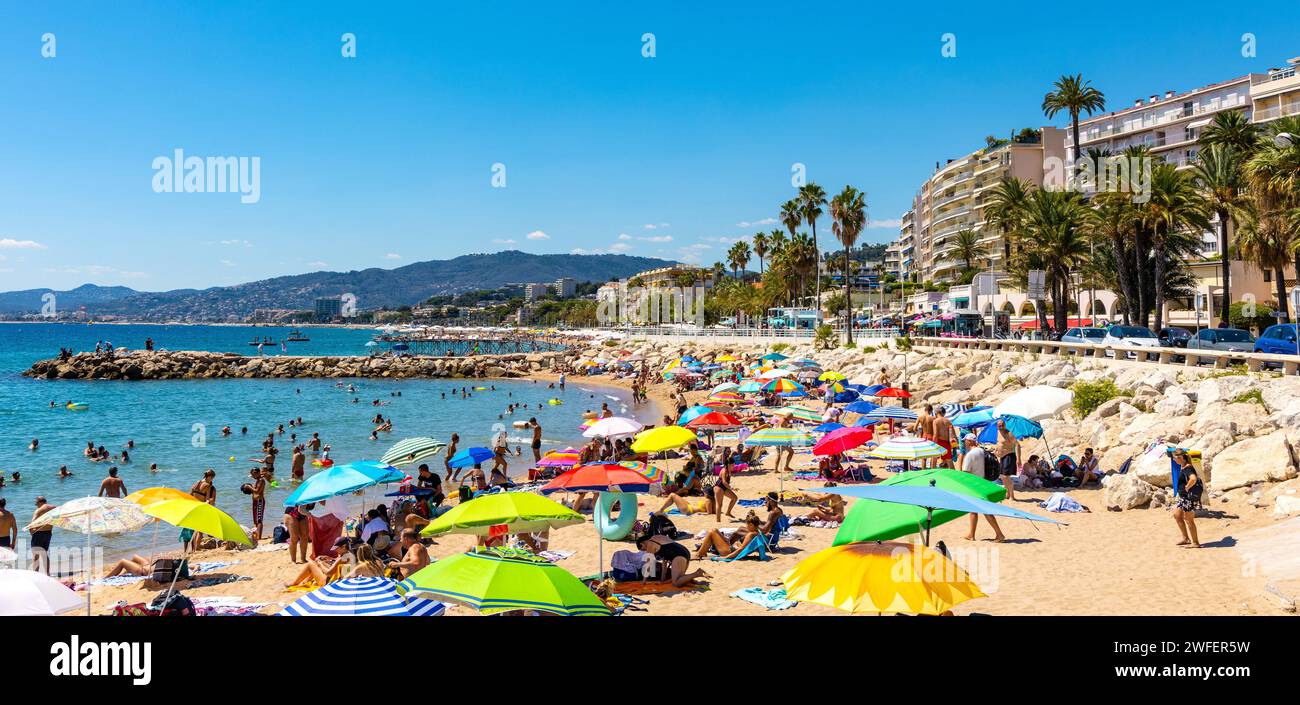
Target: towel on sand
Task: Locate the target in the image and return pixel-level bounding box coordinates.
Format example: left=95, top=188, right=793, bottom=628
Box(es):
left=730, top=586, right=796, bottom=611
left=1040, top=492, right=1087, bottom=513
left=612, top=580, right=707, bottom=596
left=539, top=550, right=575, bottom=562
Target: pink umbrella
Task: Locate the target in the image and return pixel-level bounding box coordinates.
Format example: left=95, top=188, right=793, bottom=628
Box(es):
left=812, top=426, right=874, bottom=456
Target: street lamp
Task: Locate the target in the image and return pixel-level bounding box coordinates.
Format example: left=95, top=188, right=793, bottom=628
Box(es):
left=1275, top=132, right=1297, bottom=148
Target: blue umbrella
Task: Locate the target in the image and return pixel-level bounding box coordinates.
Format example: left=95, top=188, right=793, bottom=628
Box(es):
left=844, top=400, right=880, bottom=415
left=975, top=414, right=1043, bottom=444
left=284, top=460, right=404, bottom=507
left=845, top=383, right=870, bottom=392
left=779, top=390, right=808, bottom=398
left=278, top=577, right=446, bottom=616
left=833, top=390, right=861, bottom=403
left=677, top=405, right=714, bottom=425
left=812, top=421, right=845, bottom=433
left=861, top=384, right=888, bottom=396
left=447, top=447, right=495, bottom=469
left=737, top=380, right=763, bottom=394
left=812, top=480, right=1064, bottom=545
left=953, top=408, right=995, bottom=428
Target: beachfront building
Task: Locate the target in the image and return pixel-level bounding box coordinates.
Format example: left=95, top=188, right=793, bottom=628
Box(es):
left=523, top=283, right=548, bottom=302
left=1251, top=57, right=1300, bottom=124
left=314, top=296, right=342, bottom=322
left=552, top=277, right=577, bottom=299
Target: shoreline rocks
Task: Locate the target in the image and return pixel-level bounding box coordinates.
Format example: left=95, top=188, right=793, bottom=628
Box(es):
left=23, top=350, right=571, bottom=381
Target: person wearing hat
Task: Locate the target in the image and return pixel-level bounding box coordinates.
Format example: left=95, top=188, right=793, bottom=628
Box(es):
left=959, top=434, right=1004, bottom=542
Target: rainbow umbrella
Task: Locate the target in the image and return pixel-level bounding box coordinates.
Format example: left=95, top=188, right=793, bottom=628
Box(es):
left=618, top=460, right=665, bottom=483
left=537, top=447, right=582, bottom=468
left=709, top=391, right=744, bottom=403
left=745, top=428, right=816, bottom=447
left=782, top=542, right=985, bottom=615
left=820, top=381, right=847, bottom=394
left=769, top=405, right=823, bottom=423
left=540, top=464, right=652, bottom=495
left=760, top=378, right=803, bottom=394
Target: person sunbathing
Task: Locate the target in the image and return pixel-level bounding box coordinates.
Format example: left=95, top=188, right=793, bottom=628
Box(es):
left=286, top=548, right=355, bottom=587
left=802, top=493, right=846, bottom=523
left=693, top=515, right=763, bottom=559
left=656, top=493, right=714, bottom=516
left=103, top=554, right=155, bottom=578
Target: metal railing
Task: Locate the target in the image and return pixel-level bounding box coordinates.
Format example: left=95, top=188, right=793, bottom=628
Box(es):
left=910, top=336, right=1299, bottom=375
left=608, top=326, right=901, bottom=341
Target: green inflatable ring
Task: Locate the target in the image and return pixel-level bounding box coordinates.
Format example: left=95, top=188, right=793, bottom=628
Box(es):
left=595, top=491, right=637, bottom=540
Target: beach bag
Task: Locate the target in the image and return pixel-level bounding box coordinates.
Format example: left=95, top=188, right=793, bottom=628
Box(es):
left=458, top=485, right=474, bottom=503
left=149, top=590, right=195, bottom=617
left=150, top=558, right=189, bottom=584
left=981, top=452, right=1000, bottom=481
left=646, top=513, right=677, bottom=540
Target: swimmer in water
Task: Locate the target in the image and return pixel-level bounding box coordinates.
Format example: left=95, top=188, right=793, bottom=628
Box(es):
left=57, top=466, right=73, bottom=478
left=29, top=439, right=39, bottom=451
left=149, top=463, right=159, bottom=473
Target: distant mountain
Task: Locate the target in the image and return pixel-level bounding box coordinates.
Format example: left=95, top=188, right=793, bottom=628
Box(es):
left=0, top=251, right=678, bottom=320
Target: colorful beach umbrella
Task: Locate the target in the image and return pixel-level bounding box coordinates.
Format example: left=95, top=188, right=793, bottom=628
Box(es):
left=582, top=416, right=644, bottom=439
left=716, top=354, right=737, bottom=362
left=781, top=542, right=986, bottom=615
left=631, top=426, right=698, bottom=454
left=833, top=468, right=1004, bottom=546
left=125, top=486, right=193, bottom=507
left=284, top=460, right=405, bottom=506
left=0, top=569, right=83, bottom=616
left=736, top=379, right=763, bottom=394
left=744, top=428, right=816, bottom=447
left=400, top=547, right=610, bottom=616
left=820, top=481, right=1062, bottom=544
left=279, top=577, right=446, bottom=616
left=684, top=411, right=742, bottom=431
left=818, top=371, right=847, bottom=382
left=617, top=460, right=665, bottom=483
left=143, top=499, right=251, bottom=545
left=540, top=464, right=653, bottom=495
left=820, top=381, right=847, bottom=394
left=862, top=406, right=919, bottom=423
left=28, top=496, right=151, bottom=536
left=421, top=492, right=583, bottom=537
left=676, top=405, right=714, bottom=425
left=812, top=426, right=874, bottom=456
left=812, top=421, right=846, bottom=434
left=843, top=400, right=880, bottom=415
left=446, top=447, right=496, bottom=470
left=537, top=447, right=581, bottom=468
left=866, top=434, right=944, bottom=460
left=381, top=437, right=447, bottom=467
left=710, top=382, right=740, bottom=394
left=708, top=391, right=744, bottom=404
left=873, top=386, right=912, bottom=398
left=760, top=378, right=803, bottom=393
left=769, top=405, right=823, bottom=423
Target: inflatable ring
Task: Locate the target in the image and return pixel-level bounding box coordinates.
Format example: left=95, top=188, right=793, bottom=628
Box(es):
left=511, top=421, right=528, bottom=429
left=311, top=459, right=334, bottom=468
left=547, top=399, right=564, bottom=406
left=66, top=403, right=89, bottom=411
left=594, top=491, right=637, bottom=540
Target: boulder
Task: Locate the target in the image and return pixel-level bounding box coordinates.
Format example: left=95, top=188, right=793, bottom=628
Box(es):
left=1153, top=392, right=1194, bottom=418
left=1210, top=433, right=1299, bottom=490
left=1088, top=397, right=1127, bottom=421
left=1100, top=444, right=1142, bottom=473
left=1132, top=448, right=1174, bottom=488
left=950, top=372, right=982, bottom=391
left=1103, top=473, right=1155, bottom=510
left=1273, top=495, right=1300, bottom=518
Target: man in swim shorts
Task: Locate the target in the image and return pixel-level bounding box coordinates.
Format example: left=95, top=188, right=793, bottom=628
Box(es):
left=0, top=498, right=16, bottom=549
left=529, top=419, right=543, bottom=463
left=30, top=496, right=56, bottom=573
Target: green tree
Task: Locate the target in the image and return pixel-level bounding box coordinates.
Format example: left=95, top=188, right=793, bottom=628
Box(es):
left=952, top=228, right=986, bottom=272
left=829, top=185, right=867, bottom=344
left=1198, top=110, right=1263, bottom=154
left=798, top=183, right=828, bottom=311
left=1143, top=162, right=1210, bottom=331
left=751, top=231, right=768, bottom=274
left=1041, top=74, right=1106, bottom=179
left=1192, top=144, right=1248, bottom=321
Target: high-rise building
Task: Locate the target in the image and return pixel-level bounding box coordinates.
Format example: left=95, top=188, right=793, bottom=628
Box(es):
left=314, top=296, right=342, bottom=322
left=553, top=277, right=577, bottom=298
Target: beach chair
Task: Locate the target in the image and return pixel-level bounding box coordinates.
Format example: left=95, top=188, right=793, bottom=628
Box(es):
left=712, top=516, right=789, bottom=562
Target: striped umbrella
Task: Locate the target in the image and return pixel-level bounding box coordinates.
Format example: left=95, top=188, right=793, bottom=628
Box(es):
left=770, top=405, right=824, bottom=423
left=745, top=428, right=816, bottom=447
left=278, top=577, right=446, bottom=616
left=618, top=460, right=666, bottom=483
left=381, top=437, right=447, bottom=467
left=863, top=406, right=919, bottom=422
left=760, top=378, right=804, bottom=393
left=709, top=390, right=744, bottom=403
left=537, top=447, right=582, bottom=468
left=710, top=382, right=740, bottom=394
left=867, top=435, right=945, bottom=460
left=940, top=403, right=971, bottom=418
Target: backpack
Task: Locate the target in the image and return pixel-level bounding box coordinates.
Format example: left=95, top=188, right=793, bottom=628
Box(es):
left=149, top=590, right=195, bottom=616
left=272, top=524, right=289, bottom=544
left=981, top=451, right=1000, bottom=481
left=150, top=558, right=190, bottom=584
left=646, top=513, right=678, bottom=540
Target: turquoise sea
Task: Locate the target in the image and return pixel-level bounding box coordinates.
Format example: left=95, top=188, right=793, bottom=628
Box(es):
left=0, top=323, right=641, bottom=560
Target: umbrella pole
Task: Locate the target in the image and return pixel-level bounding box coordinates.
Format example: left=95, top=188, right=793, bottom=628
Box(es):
left=923, top=507, right=934, bottom=547
left=85, top=513, right=93, bottom=616
left=596, top=491, right=604, bottom=579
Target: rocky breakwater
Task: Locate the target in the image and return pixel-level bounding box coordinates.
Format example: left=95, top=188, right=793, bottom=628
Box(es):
left=24, top=350, right=572, bottom=381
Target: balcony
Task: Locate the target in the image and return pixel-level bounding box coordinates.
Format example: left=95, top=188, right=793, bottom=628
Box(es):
left=1070, top=95, right=1249, bottom=147
left=1254, top=99, right=1300, bottom=122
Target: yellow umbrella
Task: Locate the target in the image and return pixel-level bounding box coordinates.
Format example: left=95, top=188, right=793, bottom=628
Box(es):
left=142, top=499, right=251, bottom=545
left=125, top=487, right=193, bottom=507
left=818, top=370, right=847, bottom=382
left=781, top=542, right=985, bottom=615
left=630, top=425, right=698, bottom=454
left=716, top=354, right=737, bottom=362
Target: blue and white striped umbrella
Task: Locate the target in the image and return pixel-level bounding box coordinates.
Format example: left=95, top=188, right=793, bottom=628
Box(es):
left=939, top=403, right=970, bottom=418
left=862, top=406, right=919, bottom=422
left=278, top=577, right=447, bottom=617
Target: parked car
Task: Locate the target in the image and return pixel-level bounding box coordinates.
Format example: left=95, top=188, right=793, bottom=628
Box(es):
left=1102, top=325, right=1160, bottom=357
left=1254, top=323, right=1300, bottom=356
left=1060, top=327, right=1108, bottom=345
left=1157, top=327, right=1192, bottom=348
left=1185, top=327, right=1254, bottom=355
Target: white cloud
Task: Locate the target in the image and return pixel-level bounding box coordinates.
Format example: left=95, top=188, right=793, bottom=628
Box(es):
left=384, top=253, right=401, bottom=260
left=306, top=261, right=329, bottom=268
left=637, top=235, right=673, bottom=243
left=492, top=238, right=517, bottom=244
left=867, top=218, right=903, bottom=229
left=685, top=243, right=712, bottom=250
left=617, top=233, right=632, bottom=241
left=0, top=238, right=46, bottom=249
left=220, top=259, right=236, bottom=267
left=643, top=223, right=670, bottom=230
left=736, top=217, right=776, bottom=228
left=526, top=230, right=550, bottom=241
left=218, top=239, right=253, bottom=247
left=608, top=242, right=632, bottom=253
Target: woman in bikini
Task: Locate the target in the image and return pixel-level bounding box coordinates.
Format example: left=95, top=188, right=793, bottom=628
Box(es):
left=283, top=502, right=313, bottom=564
left=693, top=514, right=763, bottom=559
left=188, top=469, right=216, bottom=552
left=712, top=447, right=738, bottom=522
left=655, top=493, right=714, bottom=516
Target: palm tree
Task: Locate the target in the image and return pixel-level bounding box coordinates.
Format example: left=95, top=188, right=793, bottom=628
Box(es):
left=1245, top=116, right=1300, bottom=295
left=768, top=228, right=788, bottom=258
left=752, top=231, right=769, bottom=274
left=1192, top=144, right=1247, bottom=320
left=1005, top=189, right=1091, bottom=332
left=1042, top=74, right=1106, bottom=179
left=1198, top=110, right=1263, bottom=154
left=780, top=199, right=802, bottom=238
left=1235, top=202, right=1294, bottom=323
left=830, top=185, right=867, bottom=345
left=799, top=183, right=828, bottom=311
left=1085, top=191, right=1138, bottom=323
left=984, top=177, right=1033, bottom=266
left=727, top=241, right=751, bottom=279
left=952, top=229, right=987, bottom=272
left=1142, top=163, right=1210, bottom=331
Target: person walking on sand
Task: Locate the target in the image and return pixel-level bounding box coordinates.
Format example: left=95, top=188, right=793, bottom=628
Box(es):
left=249, top=467, right=267, bottom=541
left=30, top=497, right=56, bottom=574
left=994, top=419, right=1018, bottom=501
left=959, top=434, right=1004, bottom=542
left=98, top=466, right=127, bottom=498
left=913, top=405, right=936, bottom=468
left=1172, top=450, right=1203, bottom=548
left=932, top=407, right=956, bottom=469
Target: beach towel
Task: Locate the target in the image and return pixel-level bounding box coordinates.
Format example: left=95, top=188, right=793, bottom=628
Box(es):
left=539, top=549, right=576, bottom=563
left=191, top=560, right=240, bottom=575
left=730, top=586, right=797, bottom=611
left=87, top=575, right=148, bottom=588
left=1040, top=492, right=1087, bottom=513
left=611, top=580, right=708, bottom=597
left=736, top=499, right=765, bottom=508
left=309, top=513, right=344, bottom=559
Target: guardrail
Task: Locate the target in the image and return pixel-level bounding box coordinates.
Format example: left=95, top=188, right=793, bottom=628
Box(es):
left=910, top=336, right=1300, bottom=375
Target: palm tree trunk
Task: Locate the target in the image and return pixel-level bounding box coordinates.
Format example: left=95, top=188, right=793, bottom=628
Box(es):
left=1072, top=112, right=1082, bottom=180
left=1153, top=240, right=1166, bottom=332
left=1133, top=229, right=1151, bottom=328
left=1110, top=236, right=1134, bottom=325
left=843, top=243, right=853, bottom=346
left=1276, top=267, right=1292, bottom=323
left=1219, top=211, right=1231, bottom=323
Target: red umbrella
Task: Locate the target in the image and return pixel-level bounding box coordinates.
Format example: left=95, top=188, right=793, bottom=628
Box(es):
left=813, top=426, right=874, bottom=456
left=539, top=464, right=651, bottom=495
left=684, top=411, right=743, bottom=431
left=874, top=387, right=912, bottom=398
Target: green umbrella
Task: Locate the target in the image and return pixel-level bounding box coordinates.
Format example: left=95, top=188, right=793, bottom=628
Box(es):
left=420, top=491, right=583, bottom=537
left=399, top=547, right=611, bottom=616
left=832, top=468, right=1005, bottom=546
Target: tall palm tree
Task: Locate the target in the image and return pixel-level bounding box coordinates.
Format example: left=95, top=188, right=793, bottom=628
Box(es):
left=984, top=177, right=1033, bottom=266
left=1085, top=191, right=1138, bottom=324
left=1192, top=144, right=1247, bottom=320
left=752, top=231, right=769, bottom=274
left=798, top=183, right=828, bottom=311
left=830, top=185, right=867, bottom=344
left=1142, top=163, right=1210, bottom=331
left=1042, top=74, right=1106, bottom=179
left=1245, top=116, right=1300, bottom=298
left=727, top=241, right=752, bottom=279
left=952, top=229, right=987, bottom=272
left=1235, top=202, right=1294, bottom=323
left=780, top=200, right=802, bottom=238
left=1198, top=110, right=1263, bottom=154
left=1004, top=189, right=1091, bottom=332
left=768, top=228, right=788, bottom=258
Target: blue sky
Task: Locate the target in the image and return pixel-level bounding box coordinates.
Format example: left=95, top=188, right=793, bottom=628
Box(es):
left=1, top=1, right=1296, bottom=291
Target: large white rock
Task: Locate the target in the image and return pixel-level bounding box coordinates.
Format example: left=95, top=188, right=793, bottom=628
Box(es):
left=1260, top=377, right=1300, bottom=414
left=950, top=372, right=982, bottom=390
left=1103, top=473, right=1155, bottom=510
left=1195, top=376, right=1259, bottom=407
left=1100, top=444, right=1142, bottom=473
left=1132, top=447, right=1175, bottom=488
left=1187, top=428, right=1234, bottom=482
left=1273, top=495, right=1300, bottom=518
left=1210, top=433, right=1299, bottom=490
left=1154, top=392, right=1194, bottom=418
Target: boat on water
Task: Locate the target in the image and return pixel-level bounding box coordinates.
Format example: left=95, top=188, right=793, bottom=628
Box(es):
left=285, top=329, right=311, bottom=342
left=247, top=336, right=278, bottom=346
